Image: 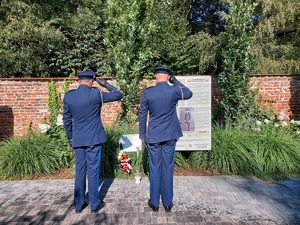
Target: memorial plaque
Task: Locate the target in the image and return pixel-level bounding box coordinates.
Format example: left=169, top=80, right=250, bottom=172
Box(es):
left=176, top=76, right=211, bottom=151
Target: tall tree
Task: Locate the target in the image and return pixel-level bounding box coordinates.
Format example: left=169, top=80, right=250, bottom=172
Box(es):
left=103, top=0, right=153, bottom=119
left=218, top=0, right=257, bottom=124
left=52, top=0, right=106, bottom=75
left=146, top=0, right=201, bottom=75
left=180, top=0, right=228, bottom=74
left=187, top=0, right=228, bottom=35
left=253, top=0, right=300, bottom=74
left=104, top=0, right=201, bottom=119
left=0, top=0, right=65, bottom=77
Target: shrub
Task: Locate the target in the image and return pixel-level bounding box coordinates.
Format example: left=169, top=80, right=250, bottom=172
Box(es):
left=46, top=125, right=74, bottom=168
left=0, top=1, right=65, bottom=77
left=190, top=123, right=256, bottom=175
left=190, top=119, right=300, bottom=179
left=0, top=132, right=61, bottom=179
left=175, top=152, right=191, bottom=170
left=249, top=124, right=300, bottom=178
left=218, top=0, right=257, bottom=124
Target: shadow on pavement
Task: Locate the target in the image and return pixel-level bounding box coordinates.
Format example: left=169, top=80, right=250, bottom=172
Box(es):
left=227, top=176, right=300, bottom=225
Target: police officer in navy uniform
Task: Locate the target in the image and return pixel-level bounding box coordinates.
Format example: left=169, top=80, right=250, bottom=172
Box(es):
left=139, top=66, right=193, bottom=212
left=63, top=70, right=123, bottom=213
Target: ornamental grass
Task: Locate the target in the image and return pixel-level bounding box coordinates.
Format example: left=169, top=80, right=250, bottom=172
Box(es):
left=0, top=132, right=60, bottom=179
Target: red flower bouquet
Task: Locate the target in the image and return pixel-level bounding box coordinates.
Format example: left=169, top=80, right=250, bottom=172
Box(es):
left=118, top=151, right=132, bottom=174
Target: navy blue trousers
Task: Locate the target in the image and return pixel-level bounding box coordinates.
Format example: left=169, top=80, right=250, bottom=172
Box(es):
left=148, top=139, right=176, bottom=207
left=74, top=144, right=102, bottom=211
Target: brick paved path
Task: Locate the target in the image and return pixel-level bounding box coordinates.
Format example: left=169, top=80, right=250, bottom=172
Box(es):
left=0, top=176, right=299, bottom=225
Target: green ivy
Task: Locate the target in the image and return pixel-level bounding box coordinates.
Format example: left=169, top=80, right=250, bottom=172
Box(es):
left=46, top=80, right=73, bottom=168
left=62, top=77, right=74, bottom=93
left=47, top=81, right=61, bottom=128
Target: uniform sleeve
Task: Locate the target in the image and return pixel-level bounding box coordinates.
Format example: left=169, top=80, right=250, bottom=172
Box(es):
left=173, top=80, right=193, bottom=100
left=101, top=84, right=123, bottom=103
left=62, top=99, right=73, bottom=140
left=139, top=92, right=148, bottom=140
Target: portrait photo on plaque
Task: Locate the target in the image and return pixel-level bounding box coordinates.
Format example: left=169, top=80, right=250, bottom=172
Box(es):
left=179, top=107, right=195, bottom=131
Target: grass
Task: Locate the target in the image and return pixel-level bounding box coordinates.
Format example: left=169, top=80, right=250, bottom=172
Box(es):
left=249, top=127, right=300, bottom=178
left=190, top=121, right=300, bottom=179
left=0, top=132, right=61, bottom=179
left=190, top=123, right=255, bottom=175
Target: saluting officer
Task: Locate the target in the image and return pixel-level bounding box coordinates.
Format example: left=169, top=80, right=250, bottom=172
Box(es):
left=63, top=70, right=123, bottom=213
left=139, top=66, right=193, bottom=212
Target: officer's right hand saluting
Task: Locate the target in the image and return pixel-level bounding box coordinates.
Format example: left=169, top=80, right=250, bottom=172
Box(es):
left=168, top=76, right=178, bottom=84
left=95, top=78, right=109, bottom=88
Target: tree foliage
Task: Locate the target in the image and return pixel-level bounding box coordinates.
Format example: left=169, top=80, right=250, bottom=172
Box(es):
left=253, top=0, right=300, bottom=74
left=0, top=0, right=299, bottom=121
left=1, top=0, right=299, bottom=78
left=218, top=0, right=257, bottom=123
left=104, top=0, right=201, bottom=118
left=0, top=0, right=65, bottom=77
left=103, top=0, right=154, bottom=118
left=52, top=0, right=107, bottom=75
left=187, top=0, right=228, bottom=35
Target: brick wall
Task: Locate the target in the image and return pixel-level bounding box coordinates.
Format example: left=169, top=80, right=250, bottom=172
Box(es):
left=0, top=74, right=299, bottom=139
left=0, top=78, right=122, bottom=139
left=250, top=74, right=300, bottom=120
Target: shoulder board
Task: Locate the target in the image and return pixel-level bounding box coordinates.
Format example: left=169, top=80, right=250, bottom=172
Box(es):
left=92, top=87, right=102, bottom=92
left=66, top=89, right=75, bottom=93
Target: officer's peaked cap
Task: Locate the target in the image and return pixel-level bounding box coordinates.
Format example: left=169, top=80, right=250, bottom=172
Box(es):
left=77, top=70, right=96, bottom=80
left=154, top=66, right=172, bottom=75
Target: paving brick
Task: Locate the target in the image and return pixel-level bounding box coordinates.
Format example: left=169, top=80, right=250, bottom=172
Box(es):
left=0, top=176, right=300, bottom=224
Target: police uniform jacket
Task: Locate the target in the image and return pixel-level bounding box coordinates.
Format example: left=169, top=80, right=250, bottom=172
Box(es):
left=139, top=80, right=193, bottom=144
left=63, top=84, right=123, bottom=148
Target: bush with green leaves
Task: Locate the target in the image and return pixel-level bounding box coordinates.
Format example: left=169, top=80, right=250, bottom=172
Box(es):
left=247, top=115, right=300, bottom=177
left=104, top=0, right=201, bottom=119
left=0, top=1, right=65, bottom=77
left=253, top=0, right=300, bottom=74
left=45, top=125, right=74, bottom=168
left=53, top=3, right=106, bottom=75
left=1, top=105, right=298, bottom=180
left=218, top=0, right=257, bottom=124
left=0, top=132, right=62, bottom=179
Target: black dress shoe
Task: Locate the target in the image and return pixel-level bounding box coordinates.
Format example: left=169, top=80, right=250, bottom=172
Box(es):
left=75, top=203, right=89, bottom=214
left=148, top=199, right=159, bottom=212
left=75, top=209, right=82, bottom=214
left=164, top=203, right=173, bottom=213
left=91, top=201, right=105, bottom=213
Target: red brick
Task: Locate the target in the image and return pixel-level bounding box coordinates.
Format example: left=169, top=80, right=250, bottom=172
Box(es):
left=1, top=74, right=300, bottom=139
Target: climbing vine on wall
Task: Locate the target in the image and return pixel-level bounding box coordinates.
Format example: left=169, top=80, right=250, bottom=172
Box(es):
left=47, top=81, right=61, bottom=128
left=47, top=79, right=72, bottom=128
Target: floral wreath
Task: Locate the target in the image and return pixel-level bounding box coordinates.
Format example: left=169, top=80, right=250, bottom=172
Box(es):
left=117, top=150, right=132, bottom=174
